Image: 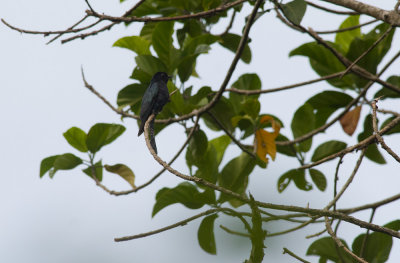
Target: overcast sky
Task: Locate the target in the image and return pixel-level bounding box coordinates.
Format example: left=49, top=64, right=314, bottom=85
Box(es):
left=1, top=1, right=400, bottom=262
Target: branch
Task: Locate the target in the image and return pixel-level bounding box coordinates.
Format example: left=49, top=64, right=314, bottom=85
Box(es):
left=339, top=192, right=400, bottom=214
left=321, top=0, right=400, bottom=26
left=339, top=26, right=394, bottom=78
left=62, top=0, right=148, bottom=44
left=325, top=217, right=368, bottom=263
left=81, top=68, right=138, bottom=119
left=86, top=0, right=247, bottom=23
left=299, top=116, right=400, bottom=169
left=371, top=100, right=400, bottom=163
left=207, top=112, right=256, bottom=158
left=283, top=247, right=312, bottom=263
left=114, top=208, right=220, bottom=242
left=305, top=1, right=358, bottom=15
left=315, top=19, right=378, bottom=35
left=324, top=149, right=366, bottom=210
left=226, top=71, right=345, bottom=95
left=143, top=114, right=400, bottom=238
left=94, top=115, right=200, bottom=196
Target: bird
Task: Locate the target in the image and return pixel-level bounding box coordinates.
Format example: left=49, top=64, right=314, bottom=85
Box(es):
left=138, top=72, right=171, bottom=154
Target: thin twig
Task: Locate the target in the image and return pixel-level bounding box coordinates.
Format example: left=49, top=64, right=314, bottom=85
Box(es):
left=339, top=26, right=394, bottom=78
left=267, top=218, right=316, bottom=237
left=207, top=112, right=256, bottom=158
left=226, top=71, right=345, bottom=95
left=81, top=67, right=138, bottom=119
left=220, top=225, right=251, bottom=237
left=85, top=0, right=247, bottom=23
left=95, top=115, right=200, bottom=196
left=299, top=116, right=400, bottom=169
left=359, top=208, right=376, bottom=258
left=315, top=19, right=378, bottom=34
left=372, top=100, right=400, bottom=163
left=324, top=149, right=366, bottom=210
left=114, top=208, right=220, bottom=242
left=340, top=192, right=400, bottom=214
left=46, top=14, right=91, bottom=44
left=333, top=156, right=344, bottom=211
left=325, top=217, right=368, bottom=263
left=283, top=247, right=312, bottom=263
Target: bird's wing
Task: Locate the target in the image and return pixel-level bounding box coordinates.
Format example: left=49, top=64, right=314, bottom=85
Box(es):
left=138, top=80, right=160, bottom=136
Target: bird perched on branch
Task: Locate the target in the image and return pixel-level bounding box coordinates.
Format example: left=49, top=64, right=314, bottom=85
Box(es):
left=138, top=72, right=172, bottom=154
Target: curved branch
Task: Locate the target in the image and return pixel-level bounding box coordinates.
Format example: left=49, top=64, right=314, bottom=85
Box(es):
left=143, top=114, right=400, bottom=238
left=325, top=217, right=368, bottom=263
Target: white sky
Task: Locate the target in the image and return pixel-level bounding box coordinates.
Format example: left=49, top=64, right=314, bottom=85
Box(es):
left=1, top=0, right=400, bottom=262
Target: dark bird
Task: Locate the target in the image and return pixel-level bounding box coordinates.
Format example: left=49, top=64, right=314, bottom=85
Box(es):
left=138, top=72, right=171, bottom=153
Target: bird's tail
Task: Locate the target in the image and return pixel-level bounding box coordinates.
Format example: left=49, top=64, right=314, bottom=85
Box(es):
left=149, top=118, right=158, bottom=154
left=138, top=121, right=144, bottom=136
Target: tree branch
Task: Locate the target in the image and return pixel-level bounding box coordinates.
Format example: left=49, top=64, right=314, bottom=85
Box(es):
left=114, top=208, right=220, bottom=242
left=321, top=0, right=400, bottom=26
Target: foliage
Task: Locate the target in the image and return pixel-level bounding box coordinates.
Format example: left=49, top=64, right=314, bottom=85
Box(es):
left=30, top=0, right=400, bottom=262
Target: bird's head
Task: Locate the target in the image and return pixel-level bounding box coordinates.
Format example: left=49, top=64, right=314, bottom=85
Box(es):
left=152, top=72, right=172, bottom=83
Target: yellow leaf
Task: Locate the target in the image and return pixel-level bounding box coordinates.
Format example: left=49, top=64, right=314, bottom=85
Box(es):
left=340, top=105, right=361, bottom=136
left=104, top=164, right=136, bottom=188
left=255, top=115, right=281, bottom=162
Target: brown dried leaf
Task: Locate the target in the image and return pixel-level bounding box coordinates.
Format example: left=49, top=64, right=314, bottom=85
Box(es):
left=340, top=105, right=361, bottom=136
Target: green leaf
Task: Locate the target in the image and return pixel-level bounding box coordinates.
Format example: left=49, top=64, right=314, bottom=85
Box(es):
left=202, top=97, right=236, bottom=133
left=63, top=127, right=88, bottom=152
left=278, top=169, right=311, bottom=192
left=140, top=22, right=157, bottom=43
left=219, top=33, right=252, bottom=64
left=291, top=103, right=315, bottom=152
left=82, top=160, right=103, bottom=181
left=352, top=231, right=392, bottom=263
left=358, top=115, right=386, bottom=164
left=218, top=153, right=256, bottom=203
left=117, top=83, right=147, bottom=108
left=347, top=23, right=395, bottom=76
left=86, top=123, right=126, bottom=153
left=209, top=135, right=231, bottom=165
left=152, top=21, right=175, bottom=68
left=135, top=55, right=168, bottom=76
left=335, top=15, right=361, bottom=53
left=309, top=169, right=327, bottom=191
left=39, top=155, right=59, bottom=178
left=229, top=73, right=262, bottom=114
left=197, top=214, right=218, bottom=255
left=374, top=76, right=400, bottom=99
left=53, top=153, right=82, bottom=170
left=178, top=55, right=196, bottom=83
left=307, top=236, right=354, bottom=262
left=152, top=182, right=205, bottom=217
left=192, top=145, right=219, bottom=183
left=281, top=0, right=307, bottom=25
left=290, top=42, right=353, bottom=88
left=188, top=129, right=208, bottom=159
left=311, top=140, right=347, bottom=162
left=113, top=36, right=151, bottom=55
left=306, top=90, right=353, bottom=127
left=104, top=164, right=135, bottom=188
